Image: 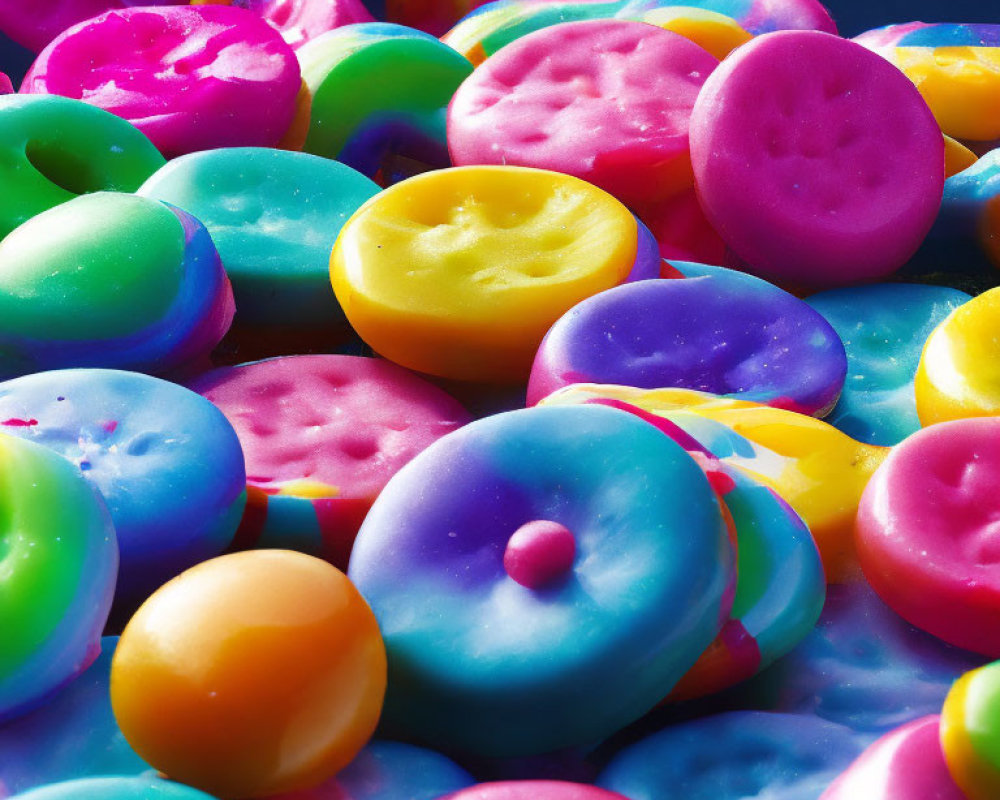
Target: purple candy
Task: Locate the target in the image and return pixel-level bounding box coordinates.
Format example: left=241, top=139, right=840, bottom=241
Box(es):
left=689, top=30, right=944, bottom=289
left=527, top=272, right=847, bottom=415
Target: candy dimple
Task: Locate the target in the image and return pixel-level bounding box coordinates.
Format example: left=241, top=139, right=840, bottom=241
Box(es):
left=448, top=20, right=718, bottom=206
left=690, top=30, right=944, bottom=288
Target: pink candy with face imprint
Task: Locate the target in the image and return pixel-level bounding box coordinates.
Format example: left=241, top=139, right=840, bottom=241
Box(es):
left=20, top=5, right=301, bottom=158
left=448, top=19, right=719, bottom=206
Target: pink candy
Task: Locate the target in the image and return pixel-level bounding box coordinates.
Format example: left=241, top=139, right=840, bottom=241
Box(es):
left=21, top=5, right=301, bottom=158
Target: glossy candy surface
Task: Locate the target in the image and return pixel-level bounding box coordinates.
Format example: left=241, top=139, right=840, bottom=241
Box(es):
left=268, top=740, right=475, bottom=800
left=8, top=777, right=215, bottom=800
left=299, top=23, right=472, bottom=184
left=0, top=638, right=147, bottom=798
left=857, top=417, right=1000, bottom=656
left=349, top=404, right=733, bottom=756
left=633, top=190, right=727, bottom=265
left=821, top=716, right=965, bottom=800
left=193, top=355, right=470, bottom=566
left=111, top=550, right=387, bottom=799
left=331, top=166, right=639, bottom=382
left=806, top=283, right=970, bottom=445
left=0, top=193, right=233, bottom=380
left=855, top=23, right=1000, bottom=142
left=916, top=287, right=1000, bottom=424
left=21, top=5, right=301, bottom=158
left=528, top=271, right=847, bottom=413
left=633, top=6, right=750, bottom=59
left=0, top=433, right=117, bottom=723
left=941, top=661, right=1000, bottom=800
left=447, top=20, right=718, bottom=206
left=442, top=783, right=628, bottom=800
left=0, top=95, right=164, bottom=241
left=139, top=148, right=380, bottom=329
left=598, top=712, right=863, bottom=800
left=0, top=369, right=246, bottom=607
left=236, top=0, right=376, bottom=49
left=541, top=383, right=887, bottom=582
left=690, top=30, right=944, bottom=288
left=740, top=581, right=983, bottom=735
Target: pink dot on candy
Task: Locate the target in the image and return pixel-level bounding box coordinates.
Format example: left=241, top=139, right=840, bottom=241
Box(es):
left=2, top=418, right=38, bottom=427
left=503, top=520, right=576, bottom=589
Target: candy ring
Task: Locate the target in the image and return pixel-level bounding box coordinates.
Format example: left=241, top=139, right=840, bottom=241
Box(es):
left=298, top=23, right=473, bottom=184
left=192, top=355, right=470, bottom=566
left=0, top=369, right=247, bottom=608
left=822, top=716, right=965, bottom=800
left=0, top=434, right=117, bottom=723
left=915, top=287, right=1000, bottom=424
left=331, top=166, right=639, bottom=382
left=0, top=95, right=164, bottom=241
left=690, top=30, right=944, bottom=288
left=139, top=147, right=380, bottom=330
left=0, top=193, right=233, bottom=380
left=528, top=270, right=847, bottom=415
left=597, top=711, right=863, bottom=800
left=448, top=20, right=718, bottom=206
left=111, top=550, right=386, bottom=798
left=349, top=404, right=733, bottom=755
left=21, top=5, right=302, bottom=158
left=857, top=417, right=1000, bottom=656
left=806, top=283, right=970, bottom=445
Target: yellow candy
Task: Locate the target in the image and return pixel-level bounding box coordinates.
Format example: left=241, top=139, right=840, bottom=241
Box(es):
left=640, top=6, right=752, bottom=61
left=941, top=662, right=1000, bottom=800
left=541, top=384, right=888, bottom=583
left=331, top=166, right=637, bottom=382
left=916, top=287, right=1000, bottom=424
left=896, top=46, right=1000, bottom=142
left=945, top=134, right=977, bottom=178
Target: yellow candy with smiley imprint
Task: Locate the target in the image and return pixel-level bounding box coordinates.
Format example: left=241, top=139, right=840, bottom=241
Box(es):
left=331, top=166, right=638, bottom=383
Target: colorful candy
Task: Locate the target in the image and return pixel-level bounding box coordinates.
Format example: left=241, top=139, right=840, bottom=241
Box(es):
left=331, top=166, right=639, bottom=382
left=806, top=283, right=971, bottom=445
left=21, top=5, right=302, bottom=158
left=0, top=369, right=246, bottom=608
left=822, top=716, right=965, bottom=800
left=442, top=783, right=628, bottom=800
left=0, top=638, right=147, bottom=797
left=915, top=286, right=1000, bottom=424
left=855, top=23, right=1000, bottom=143
left=0, top=433, right=117, bottom=723
left=630, top=6, right=750, bottom=59
left=111, top=550, right=386, bottom=798
left=0, top=95, right=164, bottom=240
left=690, top=30, right=944, bottom=288
left=941, top=661, right=1000, bottom=800
left=597, top=711, right=864, bottom=800
left=349, top=405, right=734, bottom=755
left=234, top=0, right=376, bottom=49
left=0, top=192, right=233, bottom=380
left=8, top=777, right=215, bottom=800
left=138, top=147, right=380, bottom=330
left=298, top=23, right=473, bottom=183
left=192, top=355, right=469, bottom=566
left=857, top=417, right=1000, bottom=656
left=447, top=20, right=718, bottom=206
left=528, top=269, right=847, bottom=414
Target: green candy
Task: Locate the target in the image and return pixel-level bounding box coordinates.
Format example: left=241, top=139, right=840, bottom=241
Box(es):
left=0, top=95, right=165, bottom=240
left=0, top=433, right=117, bottom=721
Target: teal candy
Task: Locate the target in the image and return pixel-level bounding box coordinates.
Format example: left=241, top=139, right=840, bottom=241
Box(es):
left=138, top=148, right=380, bottom=328
left=9, top=777, right=215, bottom=799
left=349, top=404, right=734, bottom=756
left=806, top=284, right=970, bottom=445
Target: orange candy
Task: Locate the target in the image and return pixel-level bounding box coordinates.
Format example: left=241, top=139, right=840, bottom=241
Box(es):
left=110, top=550, right=386, bottom=799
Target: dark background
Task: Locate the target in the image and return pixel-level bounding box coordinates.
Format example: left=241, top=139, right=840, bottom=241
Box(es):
left=1, top=0, right=997, bottom=85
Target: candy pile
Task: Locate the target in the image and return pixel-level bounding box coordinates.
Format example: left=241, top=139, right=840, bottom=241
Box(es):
left=1, top=1, right=1000, bottom=799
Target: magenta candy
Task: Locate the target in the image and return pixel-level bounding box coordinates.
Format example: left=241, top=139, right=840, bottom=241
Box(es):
left=503, top=520, right=577, bottom=590
left=820, top=716, right=966, bottom=800
left=689, top=30, right=944, bottom=289
left=240, top=0, right=375, bottom=49
left=442, top=782, right=628, bottom=800
left=0, top=74, right=12, bottom=94
left=448, top=19, right=718, bottom=206
left=21, top=5, right=301, bottom=158
left=856, top=416, right=1000, bottom=657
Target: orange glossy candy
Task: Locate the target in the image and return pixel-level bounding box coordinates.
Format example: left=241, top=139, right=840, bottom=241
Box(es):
left=110, top=550, right=386, bottom=799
